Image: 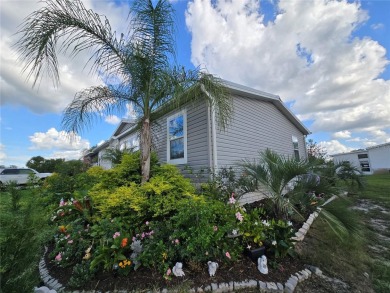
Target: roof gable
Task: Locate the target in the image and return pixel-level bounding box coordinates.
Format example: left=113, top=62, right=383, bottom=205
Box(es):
left=223, top=80, right=310, bottom=135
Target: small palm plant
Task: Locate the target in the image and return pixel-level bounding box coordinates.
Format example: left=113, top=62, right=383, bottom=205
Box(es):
left=241, top=149, right=311, bottom=220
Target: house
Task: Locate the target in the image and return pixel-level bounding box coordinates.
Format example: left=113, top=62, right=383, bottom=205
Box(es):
left=331, top=142, right=390, bottom=175
left=87, top=80, right=310, bottom=177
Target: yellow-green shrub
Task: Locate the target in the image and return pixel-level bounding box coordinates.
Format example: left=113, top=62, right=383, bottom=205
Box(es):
left=141, top=165, right=196, bottom=218
left=89, top=183, right=148, bottom=221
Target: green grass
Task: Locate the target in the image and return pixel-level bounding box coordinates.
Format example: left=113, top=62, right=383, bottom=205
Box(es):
left=361, top=173, right=390, bottom=208
left=298, top=173, right=390, bottom=293
left=0, top=186, right=53, bottom=293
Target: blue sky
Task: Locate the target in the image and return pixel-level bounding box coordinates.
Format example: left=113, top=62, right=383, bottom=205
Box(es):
left=1, top=0, right=389, bottom=167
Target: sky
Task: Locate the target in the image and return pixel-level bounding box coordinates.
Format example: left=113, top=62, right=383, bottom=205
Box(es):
left=0, top=0, right=389, bottom=167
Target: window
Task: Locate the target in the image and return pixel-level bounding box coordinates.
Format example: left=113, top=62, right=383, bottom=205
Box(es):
left=1, top=169, right=19, bottom=175
left=19, top=169, right=35, bottom=175
left=360, top=161, right=370, bottom=172
left=292, top=136, right=300, bottom=161
left=167, top=110, right=187, bottom=164
left=358, top=154, right=368, bottom=159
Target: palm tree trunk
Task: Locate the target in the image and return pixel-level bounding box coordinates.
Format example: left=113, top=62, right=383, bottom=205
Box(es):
left=140, top=117, right=151, bottom=183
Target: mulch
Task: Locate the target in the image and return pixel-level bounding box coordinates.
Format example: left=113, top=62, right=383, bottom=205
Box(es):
left=44, top=244, right=305, bottom=292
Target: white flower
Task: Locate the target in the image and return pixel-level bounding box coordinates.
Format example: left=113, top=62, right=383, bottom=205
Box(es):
left=272, top=240, right=277, bottom=246
left=254, top=221, right=258, bottom=226
left=247, top=245, right=251, bottom=250
left=232, top=229, right=238, bottom=235
left=262, top=220, right=270, bottom=227
left=287, top=221, right=293, bottom=226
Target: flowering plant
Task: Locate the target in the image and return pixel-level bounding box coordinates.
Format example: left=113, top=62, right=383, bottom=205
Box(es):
left=238, top=208, right=268, bottom=249
left=264, top=219, right=296, bottom=258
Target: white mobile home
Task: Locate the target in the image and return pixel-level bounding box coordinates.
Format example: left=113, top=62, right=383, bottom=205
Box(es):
left=331, top=142, right=390, bottom=174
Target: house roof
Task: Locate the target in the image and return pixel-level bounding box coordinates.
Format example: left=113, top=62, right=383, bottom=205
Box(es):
left=223, top=80, right=311, bottom=135
left=331, top=142, right=390, bottom=157
left=97, top=81, right=310, bottom=149
left=110, top=119, right=136, bottom=136
left=330, top=149, right=368, bottom=157
left=366, top=142, right=390, bottom=150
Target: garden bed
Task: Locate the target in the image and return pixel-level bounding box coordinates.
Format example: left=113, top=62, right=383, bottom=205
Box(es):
left=44, top=243, right=305, bottom=291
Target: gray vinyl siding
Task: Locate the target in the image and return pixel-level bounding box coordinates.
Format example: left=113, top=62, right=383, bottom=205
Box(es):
left=152, top=101, right=211, bottom=178
left=216, top=95, right=307, bottom=169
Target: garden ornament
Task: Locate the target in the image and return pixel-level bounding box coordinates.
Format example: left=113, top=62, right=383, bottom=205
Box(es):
left=207, top=261, right=219, bottom=277
left=172, top=262, right=185, bottom=277
left=258, top=255, right=268, bottom=274
left=34, top=286, right=57, bottom=293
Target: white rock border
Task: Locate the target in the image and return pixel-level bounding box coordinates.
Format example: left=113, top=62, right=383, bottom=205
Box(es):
left=291, top=194, right=338, bottom=243
left=39, top=194, right=341, bottom=293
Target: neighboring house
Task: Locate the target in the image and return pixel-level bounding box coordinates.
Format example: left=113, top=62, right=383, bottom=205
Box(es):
left=86, top=81, right=310, bottom=179
left=331, top=142, right=390, bottom=175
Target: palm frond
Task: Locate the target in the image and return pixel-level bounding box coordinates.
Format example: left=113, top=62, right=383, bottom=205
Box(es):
left=149, top=69, right=233, bottom=130
left=130, top=0, right=176, bottom=71
left=62, top=85, right=130, bottom=134
left=15, top=0, right=128, bottom=86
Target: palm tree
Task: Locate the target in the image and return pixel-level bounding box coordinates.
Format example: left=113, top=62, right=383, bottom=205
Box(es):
left=240, top=149, right=312, bottom=219
left=16, top=0, right=232, bottom=182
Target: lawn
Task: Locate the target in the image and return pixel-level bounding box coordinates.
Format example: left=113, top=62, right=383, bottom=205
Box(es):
left=297, top=173, right=390, bottom=293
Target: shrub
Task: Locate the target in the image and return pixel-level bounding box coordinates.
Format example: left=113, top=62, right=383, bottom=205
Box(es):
left=139, top=196, right=243, bottom=274
left=89, top=218, right=134, bottom=272
left=0, top=190, right=52, bottom=293
left=142, top=165, right=196, bottom=219
left=170, top=197, right=242, bottom=263
left=89, top=183, right=148, bottom=222
left=264, top=219, right=296, bottom=259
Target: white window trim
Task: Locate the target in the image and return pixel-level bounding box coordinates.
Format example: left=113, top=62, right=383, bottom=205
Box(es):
left=167, top=110, right=187, bottom=164
left=292, top=135, right=300, bottom=161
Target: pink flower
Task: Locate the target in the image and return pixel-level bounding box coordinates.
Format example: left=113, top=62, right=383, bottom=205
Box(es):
left=229, top=196, right=236, bottom=204
left=145, top=221, right=150, bottom=226
left=213, top=225, right=218, bottom=232
left=113, top=232, right=121, bottom=239
left=55, top=253, right=62, bottom=262
left=235, top=212, right=244, bottom=222
left=68, top=240, right=73, bottom=244
left=225, top=251, right=231, bottom=259
left=65, top=234, right=70, bottom=239
left=175, top=239, right=180, bottom=244
left=166, top=268, right=172, bottom=276
left=141, top=232, right=145, bottom=239
left=132, top=236, right=136, bottom=242
left=59, top=198, right=65, bottom=207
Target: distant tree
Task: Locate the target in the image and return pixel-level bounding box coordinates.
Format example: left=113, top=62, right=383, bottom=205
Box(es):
left=9, top=165, right=18, bottom=168
left=56, top=160, right=87, bottom=176
left=307, top=139, right=327, bottom=163
left=26, top=156, right=45, bottom=172
left=26, top=157, right=65, bottom=173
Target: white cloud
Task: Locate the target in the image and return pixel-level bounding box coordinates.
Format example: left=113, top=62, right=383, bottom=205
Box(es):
left=105, top=115, right=121, bottom=125
left=29, top=128, right=90, bottom=151
left=0, top=0, right=129, bottom=114
left=333, top=130, right=351, bottom=139
left=371, top=23, right=384, bottom=30
left=186, top=0, right=390, bottom=147
left=320, top=140, right=354, bottom=155
left=0, top=144, right=6, bottom=164
left=49, top=150, right=86, bottom=161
